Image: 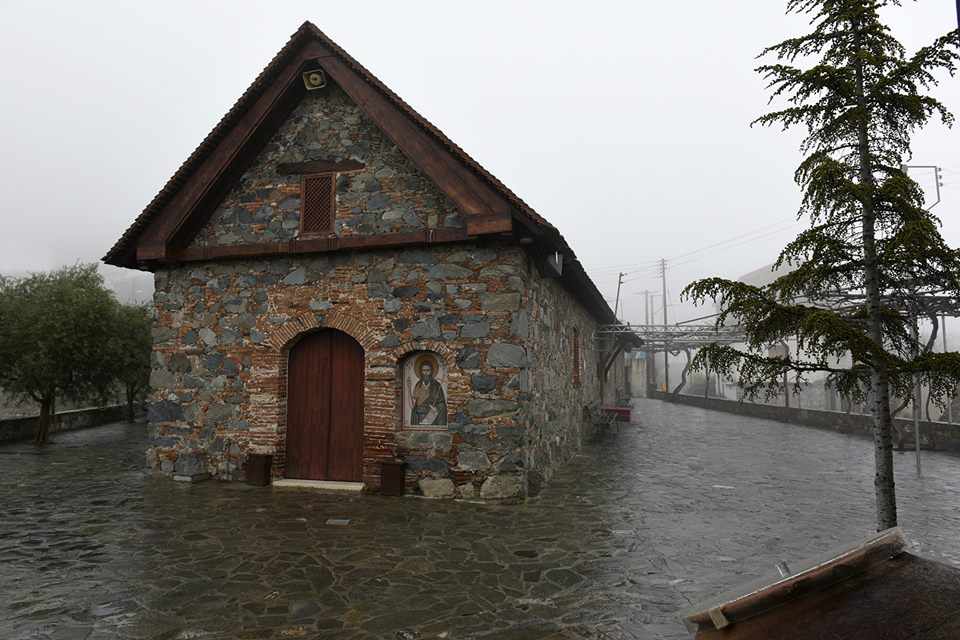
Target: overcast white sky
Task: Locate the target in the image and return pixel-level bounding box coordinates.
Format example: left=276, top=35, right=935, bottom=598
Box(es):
left=1, top=1, right=957, bottom=322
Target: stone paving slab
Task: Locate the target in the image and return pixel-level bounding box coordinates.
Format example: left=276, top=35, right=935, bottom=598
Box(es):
left=2, top=399, right=959, bottom=639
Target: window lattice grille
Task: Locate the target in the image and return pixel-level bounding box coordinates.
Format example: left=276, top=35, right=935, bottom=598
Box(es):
left=301, top=174, right=334, bottom=234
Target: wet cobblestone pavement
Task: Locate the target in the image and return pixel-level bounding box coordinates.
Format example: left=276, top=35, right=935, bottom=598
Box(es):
left=3, top=398, right=960, bottom=640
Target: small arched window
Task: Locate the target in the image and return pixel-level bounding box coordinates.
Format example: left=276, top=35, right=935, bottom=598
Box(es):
left=572, top=327, right=581, bottom=386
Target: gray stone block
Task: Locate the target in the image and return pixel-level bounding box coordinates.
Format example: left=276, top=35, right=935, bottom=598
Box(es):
left=393, top=286, right=419, bottom=299
left=511, top=311, right=529, bottom=338
left=168, top=354, right=191, bottom=373
left=460, top=320, right=490, bottom=339
left=482, top=293, right=521, bottom=312
left=411, top=318, right=441, bottom=339
left=418, top=478, right=455, bottom=498
left=488, top=343, right=528, bottom=368
left=283, top=268, right=306, bottom=285
left=147, top=400, right=184, bottom=423
left=496, top=451, right=524, bottom=472
left=471, top=374, right=497, bottom=393
left=397, top=431, right=453, bottom=453
left=427, top=264, right=473, bottom=280
left=480, top=474, right=523, bottom=500
left=465, top=398, right=518, bottom=418
left=455, top=447, right=491, bottom=472
left=381, top=334, right=401, bottom=348
left=174, top=452, right=205, bottom=476
left=199, top=328, right=217, bottom=347
left=456, top=347, right=481, bottom=370
left=405, top=457, right=449, bottom=475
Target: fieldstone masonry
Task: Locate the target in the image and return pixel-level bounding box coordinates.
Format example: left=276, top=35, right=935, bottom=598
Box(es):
left=142, top=60, right=625, bottom=500
left=148, top=241, right=622, bottom=498
left=189, top=85, right=463, bottom=251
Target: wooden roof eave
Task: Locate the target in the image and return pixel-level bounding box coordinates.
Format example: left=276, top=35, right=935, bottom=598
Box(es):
left=130, top=42, right=513, bottom=267
left=106, top=22, right=614, bottom=324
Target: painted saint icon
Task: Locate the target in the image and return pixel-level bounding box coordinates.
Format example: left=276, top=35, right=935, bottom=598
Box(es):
left=409, top=353, right=447, bottom=426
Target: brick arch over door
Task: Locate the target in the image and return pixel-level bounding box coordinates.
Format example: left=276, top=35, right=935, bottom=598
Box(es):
left=268, top=309, right=380, bottom=353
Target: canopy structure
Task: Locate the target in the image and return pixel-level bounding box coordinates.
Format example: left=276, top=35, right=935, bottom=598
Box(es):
left=596, top=322, right=747, bottom=353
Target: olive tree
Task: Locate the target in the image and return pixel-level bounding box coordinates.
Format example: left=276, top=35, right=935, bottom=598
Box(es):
left=108, top=303, right=153, bottom=422
left=0, top=264, right=119, bottom=444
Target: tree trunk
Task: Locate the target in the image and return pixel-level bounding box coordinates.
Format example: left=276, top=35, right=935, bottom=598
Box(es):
left=126, top=386, right=136, bottom=423
left=35, top=397, right=53, bottom=445
left=854, top=26, right=897, bottom=530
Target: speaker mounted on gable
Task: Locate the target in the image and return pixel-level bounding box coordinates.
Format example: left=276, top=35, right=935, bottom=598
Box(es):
left=302, top=68, right=327, bottom=91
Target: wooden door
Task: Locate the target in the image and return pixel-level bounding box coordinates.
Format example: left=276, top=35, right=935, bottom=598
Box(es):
left=285, top=330, right=364, bottom=481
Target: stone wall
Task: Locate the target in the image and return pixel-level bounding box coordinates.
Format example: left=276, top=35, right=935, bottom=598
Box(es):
left=650, top=391, right=960, bottom=453
left=520, top=268, right=626, bottom=494
left=149, top=242, right=626, bottom=499
left=189, top=82, right=463, bottom=250
left=0, top=405, right=129, bottom=443
left=148, top=242, right=537, bottom=497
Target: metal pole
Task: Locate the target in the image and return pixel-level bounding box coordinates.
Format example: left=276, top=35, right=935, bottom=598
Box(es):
left=944, top=314, right=953, bottom=424
left=661, top=258, right=669, bottom=392
left=912, top=317, right=923, bottom=476
left=704, top=353, right=710, bottom=399
left=644, top=291, right=652, bottom=393
left=614, top=272, right=624, bottom=322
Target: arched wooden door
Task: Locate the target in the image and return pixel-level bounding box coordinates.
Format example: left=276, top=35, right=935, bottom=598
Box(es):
left=285, top=329, right=364, bottom=482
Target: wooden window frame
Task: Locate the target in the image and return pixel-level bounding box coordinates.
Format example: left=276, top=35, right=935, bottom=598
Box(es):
left=299, top=172, right=336, bottom=237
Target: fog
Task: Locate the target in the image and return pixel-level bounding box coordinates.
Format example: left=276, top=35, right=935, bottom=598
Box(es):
left=1, top=1, right=957, bottom=319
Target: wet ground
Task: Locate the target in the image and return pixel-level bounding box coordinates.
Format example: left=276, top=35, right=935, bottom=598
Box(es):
left=2, top=398, right=959, bottom=640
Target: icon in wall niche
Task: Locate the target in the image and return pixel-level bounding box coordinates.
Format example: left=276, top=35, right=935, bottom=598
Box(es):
left=404, top=352, right=448, bottom=427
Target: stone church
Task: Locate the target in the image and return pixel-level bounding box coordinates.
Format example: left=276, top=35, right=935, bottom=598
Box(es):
left=105, top=22, right=633, bottom=500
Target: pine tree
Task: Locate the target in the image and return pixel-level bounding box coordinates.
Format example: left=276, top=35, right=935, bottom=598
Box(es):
left=683, top=1, right=960, bottom=530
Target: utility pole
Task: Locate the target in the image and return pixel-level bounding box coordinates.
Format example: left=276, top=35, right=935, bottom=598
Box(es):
left=704, top=353, right=710, bottom=399
left=901, top=164, right=944, bottom=209
left=660, top=258, right=669, bottom=393
left=644, top=290, right=655, bottom=393
left=912, top=316, right=922, bottom=476
left=944, top=314, right=953, bottom=424
left=614, top=272, right=625, bottom=322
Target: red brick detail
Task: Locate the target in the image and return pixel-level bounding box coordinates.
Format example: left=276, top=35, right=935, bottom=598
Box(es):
left=267, top=308, right=380, bottom=353
left=387, top=341, right=455, bottom=366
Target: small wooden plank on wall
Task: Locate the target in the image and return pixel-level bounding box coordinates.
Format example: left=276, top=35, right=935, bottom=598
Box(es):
left=466, top=213, right=512, bottom=236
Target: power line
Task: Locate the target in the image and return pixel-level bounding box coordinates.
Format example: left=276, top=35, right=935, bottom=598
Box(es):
left=589, top=216, right=801, bottom=279
left=666, top=218, right=800, bottom=262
